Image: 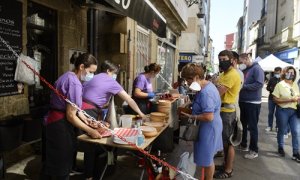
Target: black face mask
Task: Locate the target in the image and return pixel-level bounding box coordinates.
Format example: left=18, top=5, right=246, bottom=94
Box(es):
left=285, top=73, right=295, bottom=80
left=219, top=60, right=232, bottom=71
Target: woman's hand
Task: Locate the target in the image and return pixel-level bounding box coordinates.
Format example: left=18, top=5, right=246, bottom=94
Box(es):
left=180, top=111, right=192, bottom=118
left=87, top=128, right=102, bottom=139
left=140, top=114, right=149, bottom=121
left=291, top=97, right=299, bottom=102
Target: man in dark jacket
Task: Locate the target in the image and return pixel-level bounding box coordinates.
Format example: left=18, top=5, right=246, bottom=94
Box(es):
left=266, top=67, right=282, bottom=132
left=238, top=53, right=264, bottom=159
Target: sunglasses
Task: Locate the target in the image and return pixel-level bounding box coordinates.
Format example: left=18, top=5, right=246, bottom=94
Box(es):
left=290, top=89, right=295, bottom=97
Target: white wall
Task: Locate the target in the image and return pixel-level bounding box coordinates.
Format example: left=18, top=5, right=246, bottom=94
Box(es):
left=243, top=0, right=263, bottom=52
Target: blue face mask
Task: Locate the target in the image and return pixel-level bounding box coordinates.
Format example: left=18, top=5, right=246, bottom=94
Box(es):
left=274, top=74, right=280, bottom=78
left=112, top=74, right=117, bottom=80
left=81, top=72, right=94, bottom=82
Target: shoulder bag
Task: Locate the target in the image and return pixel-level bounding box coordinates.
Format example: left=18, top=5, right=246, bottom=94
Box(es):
left=182, top=117, right=199, bottom=141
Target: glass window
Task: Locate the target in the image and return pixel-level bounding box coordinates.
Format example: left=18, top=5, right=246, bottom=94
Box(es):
left=157, top=45, right=175, bottom=92
left=27, top=1, right=57, bottom=108
left=136, top=27, right=150, bottom=76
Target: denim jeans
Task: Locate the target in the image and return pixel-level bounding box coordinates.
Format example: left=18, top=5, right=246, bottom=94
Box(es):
left=268, top=98, right=277, bottom=128
left=276, top=107, right=300, bottom=154
left=239, top=102, right=261, bottom=153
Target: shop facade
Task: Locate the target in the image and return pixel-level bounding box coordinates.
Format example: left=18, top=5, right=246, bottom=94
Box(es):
left=0, top=0, right=187, bottom=145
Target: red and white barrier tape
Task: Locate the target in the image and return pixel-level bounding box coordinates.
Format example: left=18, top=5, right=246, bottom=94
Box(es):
left=0, top=35, right=197, bottom=180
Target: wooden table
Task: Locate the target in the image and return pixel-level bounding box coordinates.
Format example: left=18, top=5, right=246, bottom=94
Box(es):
left=77, top=122, right=170, bottom=180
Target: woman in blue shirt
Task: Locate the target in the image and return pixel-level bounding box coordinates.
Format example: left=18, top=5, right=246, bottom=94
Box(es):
left=181, top=63, right=223, bottom=180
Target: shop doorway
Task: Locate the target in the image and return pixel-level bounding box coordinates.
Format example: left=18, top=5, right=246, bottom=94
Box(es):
left=26, top=2, right=57, bottom=115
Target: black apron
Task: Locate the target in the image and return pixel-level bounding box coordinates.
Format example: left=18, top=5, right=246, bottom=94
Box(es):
left=42, top=110, right=75, bottom=176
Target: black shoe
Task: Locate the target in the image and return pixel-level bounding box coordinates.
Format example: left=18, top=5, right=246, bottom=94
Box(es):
left=292, top=153, right=300, bottom=163
left=278, top=148, right=285, bottom=157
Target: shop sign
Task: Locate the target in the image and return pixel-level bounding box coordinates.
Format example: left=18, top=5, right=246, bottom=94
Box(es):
left=0, top=0, right=22, bottom=97
left=179, top=53, right=193, bottom=63
left=274, top=47, right=299, bottom=60
left=103, top=0, right=166, bottom=37
left=192, top=55, right=204, bottom=64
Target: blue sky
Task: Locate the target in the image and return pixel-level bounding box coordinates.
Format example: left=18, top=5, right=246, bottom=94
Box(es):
left=210, top=0, right=244, bottom=62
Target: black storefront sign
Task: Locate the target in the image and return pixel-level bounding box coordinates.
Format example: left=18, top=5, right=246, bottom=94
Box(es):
left=103, top=0, right=166, bottom=37
left=0, top=0, right=22, bottom=97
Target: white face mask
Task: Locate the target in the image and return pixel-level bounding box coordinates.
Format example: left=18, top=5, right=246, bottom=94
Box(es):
left=112, top=74, right=117, bottom=80
left=81, top=72, right=94, bottom=82
left=189, top=82, right=201, bottom=91
left=239, top=64, right=247, bottom=71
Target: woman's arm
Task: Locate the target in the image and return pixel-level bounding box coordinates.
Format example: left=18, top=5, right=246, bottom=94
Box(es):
left=181, top=111, right=214, bottom=122
left=133, top=88, right=149, bottom=98
left=273, top=96, right=298, bottom=104
left=117, top=90, right=146, bottom=117
left=66, top=104, right=102, bottom=138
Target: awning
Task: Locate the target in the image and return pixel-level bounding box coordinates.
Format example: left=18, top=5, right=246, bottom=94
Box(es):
left=102, top=0, right=166, bottom=37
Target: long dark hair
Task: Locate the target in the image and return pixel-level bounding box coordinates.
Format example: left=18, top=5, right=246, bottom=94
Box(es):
left=74, top=53, right=98, bottom=70
left=100, top=60, right=119, bottom=73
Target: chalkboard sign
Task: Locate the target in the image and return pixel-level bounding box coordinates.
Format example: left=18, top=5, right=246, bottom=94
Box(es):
left=0, top=0, right=23, bottom=96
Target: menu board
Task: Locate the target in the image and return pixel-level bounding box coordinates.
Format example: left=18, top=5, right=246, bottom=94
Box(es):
left=0, top=0, right=23, bottom=96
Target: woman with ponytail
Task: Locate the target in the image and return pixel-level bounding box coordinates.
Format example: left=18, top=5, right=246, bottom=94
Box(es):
left=131, top=63, right=161, bottom=114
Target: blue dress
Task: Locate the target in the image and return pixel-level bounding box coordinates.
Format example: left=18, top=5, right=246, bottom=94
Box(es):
left=193, top=82, right=223, bottom=167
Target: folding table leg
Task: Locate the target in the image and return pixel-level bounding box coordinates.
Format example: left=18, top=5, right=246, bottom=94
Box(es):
left=99, top=163, right=108, bottom=180
left=139, top=168, right=145, bottom=180
left=0, top=155, right=4, bottom=179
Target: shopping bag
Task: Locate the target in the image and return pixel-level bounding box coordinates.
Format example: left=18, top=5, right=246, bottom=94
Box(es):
left=14, top=54, right=36, bottom=85
left=182, top=117, right=199, bottom=141
left=230, top=116, right=243, bottom=146
left=177, top=152, right=196, bottom=180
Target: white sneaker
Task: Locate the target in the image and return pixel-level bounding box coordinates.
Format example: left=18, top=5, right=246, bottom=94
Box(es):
left=244, top=151, right=258, bottom=159
left=265, top=127, right=271, bottom=132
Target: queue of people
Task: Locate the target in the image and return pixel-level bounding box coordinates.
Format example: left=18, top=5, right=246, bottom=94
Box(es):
left=179, top=50, right=300, bottom=180
left=40, top=49, right=300, bottom=180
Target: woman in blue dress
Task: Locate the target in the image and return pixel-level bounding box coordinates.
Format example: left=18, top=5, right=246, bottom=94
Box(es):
left=181, top=63, right=223, bottom=180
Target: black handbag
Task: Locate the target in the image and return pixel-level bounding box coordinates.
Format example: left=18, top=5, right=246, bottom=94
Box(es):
left=296, top=104, right=300, bottom=118
left=182, top=117, right=199, bottom=141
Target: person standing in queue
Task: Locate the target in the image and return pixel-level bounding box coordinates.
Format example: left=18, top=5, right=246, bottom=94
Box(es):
left=214, top=50, right=241, bottom=179
left=41, top=53, right=102, bottom=180
left=82, top=60, right=146, bottom=179
left=132, top=63, right=161, bottom=114
left=180, top=63, right=223, bottom=180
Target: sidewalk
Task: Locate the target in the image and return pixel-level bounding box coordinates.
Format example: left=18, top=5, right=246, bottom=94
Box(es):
left=4, top=101, right=300, bottom=180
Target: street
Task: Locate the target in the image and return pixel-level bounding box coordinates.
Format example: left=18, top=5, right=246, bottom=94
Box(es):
left=4, top=93, right=300, bottom=180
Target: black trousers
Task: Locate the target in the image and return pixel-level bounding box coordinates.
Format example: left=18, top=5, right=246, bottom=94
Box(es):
left=41, top=119, right=75, bottom=178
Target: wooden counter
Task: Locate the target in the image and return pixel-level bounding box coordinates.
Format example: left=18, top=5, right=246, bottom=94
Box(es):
left=78, top=122, right=170, bottom=150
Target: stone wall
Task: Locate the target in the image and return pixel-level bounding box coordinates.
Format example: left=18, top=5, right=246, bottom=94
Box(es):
left=0, top=0, right=88, bottom=120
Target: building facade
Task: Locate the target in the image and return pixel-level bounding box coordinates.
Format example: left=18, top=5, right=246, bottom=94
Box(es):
left=242, top=0, right=263, bottom=53
left=224, top=33, right=234, bottom=50
left=244, top=0, right=300, bottom=67
left=178, top=0, right=210, bottom=72
left=0, top=0, right=188, bottom=144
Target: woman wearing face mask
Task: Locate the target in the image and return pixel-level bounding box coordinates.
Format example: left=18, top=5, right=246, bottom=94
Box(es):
left=40, top=53, right=102, bottom=180
left=82, top=60, right=146, bottom=179
left=272, top=66, right=300, bottom=162
left=131, top=63, right=161, bottom=114
left=180, top=63, right=223, bottom=180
